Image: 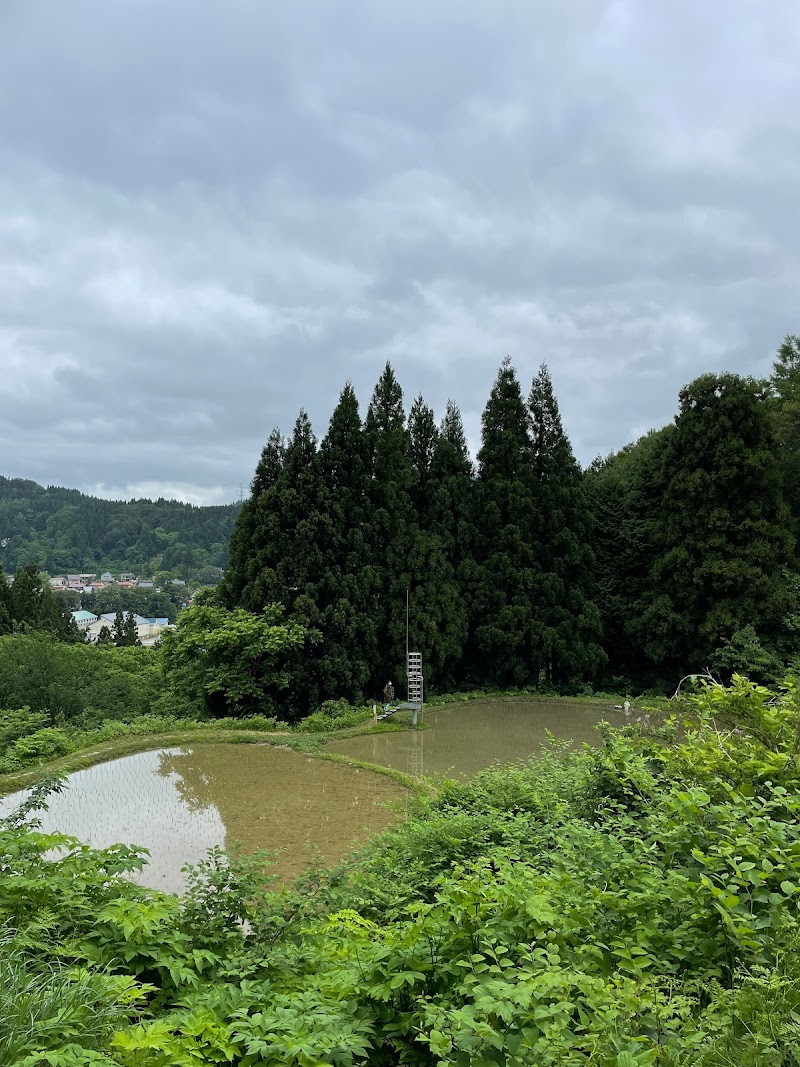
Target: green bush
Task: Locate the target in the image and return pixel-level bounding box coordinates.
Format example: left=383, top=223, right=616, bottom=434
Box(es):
left=296, top=699, right=373, bottom=733
left=4, top=727, right=71, bottom=766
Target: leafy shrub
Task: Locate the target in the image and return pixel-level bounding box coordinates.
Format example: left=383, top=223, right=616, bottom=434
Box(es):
left=3, top=727, right=71, bottom=767
left=296, top=699, right=373, bottom=733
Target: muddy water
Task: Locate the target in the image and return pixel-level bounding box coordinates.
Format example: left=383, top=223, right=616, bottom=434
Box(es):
left=327, top=699, right=628, bottom=778
left=0, top=744, right=407, bottom=893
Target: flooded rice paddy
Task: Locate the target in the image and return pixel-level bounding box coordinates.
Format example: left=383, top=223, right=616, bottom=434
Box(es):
left=327, top=699, right=629, bottom=778
left=0, top=744, right=407, bottom=893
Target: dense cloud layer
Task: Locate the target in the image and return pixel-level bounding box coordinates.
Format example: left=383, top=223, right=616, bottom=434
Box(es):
left=1, top=1, right=798, bottom=503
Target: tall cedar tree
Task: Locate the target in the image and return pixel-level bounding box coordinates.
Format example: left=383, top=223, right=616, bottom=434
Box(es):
left=3, top=562, right=79, bottom=640
left=0, top=567, right=12, bottom=634
left=469, top=358, right=540, bottom=686
left=527, top=365, right=604, bottom=685
left=429, top=401, right=475, bottom=687
left=364, top=364, right=415, bottom=692
left=637, top=373, right=794, bottom=671
left=220, top=428, right=286, bottom=610
left=771, top=334, right=800, bottom=542
left=584, top=428, right=673, bottom=685
left=316, top=382, right=378, bottom=702
left=407, top=396, right=467, bottom=690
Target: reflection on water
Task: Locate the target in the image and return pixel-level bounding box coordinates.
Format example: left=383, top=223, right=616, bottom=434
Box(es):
left=328, top=699, right=629, bottom=778
left=0, top=745, right=407, bottom=892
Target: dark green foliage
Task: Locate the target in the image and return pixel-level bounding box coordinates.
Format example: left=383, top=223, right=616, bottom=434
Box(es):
left=0, top=562, right=79, bottom=641
left=638, top=373, right=793, bottom=672
left=160, top=602, right=309, bottom=719
left=219, top=427, right=286, bottom=611
left=585, top=428, right=674, bottom=686
left=469, top=358, right=540, bottom=686
left=771, top=334, right=800, bottom=537
left=314, top=383, right=378, bottom=703
left=0, top=475, right=240, bottom=580
left=527, top=365, right=604, bottom=686
left=224, top=359, right=606, bottom=702
left=426, top=401, right=474, bottom=688
left=0, top=632, right=162, bottom=743
left=222, top=341, right=800, bottom=700
left=364, top=364, right=417, bottom=690
left=406, top=396, right=468, bottom=691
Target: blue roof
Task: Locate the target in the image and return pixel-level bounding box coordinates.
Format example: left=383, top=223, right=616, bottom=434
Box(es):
left=72, top=610, right=97, bottom=622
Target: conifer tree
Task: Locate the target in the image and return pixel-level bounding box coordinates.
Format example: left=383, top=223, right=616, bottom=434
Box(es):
left=406, top=396, right=470, bottom=689
left=316, top=382, right=377, bottom=701
left=0, top=567, right=12, bottom=635
left=771, top=334, right=800, bottom=536
left=122, top=611, right=140, bottom=647
left=429, top=401, right=475, bottom=686
left=365, top=363, right=415, bottom=690
left=637, top=373, right=794, bottom=671
left=469, top=358, right=539, bottom=686
left=220, top=429, right=285, bottom=610
left=526, top=365, right=603, bottom=686
left=111, top=609, right=126, bottom=646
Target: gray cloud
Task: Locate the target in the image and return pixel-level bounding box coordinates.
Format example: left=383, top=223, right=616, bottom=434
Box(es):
left=1, top=0, right=798, bottom=503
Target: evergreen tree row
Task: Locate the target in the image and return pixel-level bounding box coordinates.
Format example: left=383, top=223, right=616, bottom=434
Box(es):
left=0, top=563, right=81, bottom=642
left=223, top=338, right=800, bottom=707
left=586, top=338, right=800, bottom=689
left=219, top=360, right=602, bottom=711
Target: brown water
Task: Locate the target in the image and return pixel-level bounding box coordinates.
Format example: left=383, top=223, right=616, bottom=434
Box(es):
left=327, top=699, right=629, bottom=778
left=0, top=745, right=407, bottom=893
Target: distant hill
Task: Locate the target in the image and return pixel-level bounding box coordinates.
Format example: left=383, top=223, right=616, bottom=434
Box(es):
left=0, top=476, right=242, bottom=581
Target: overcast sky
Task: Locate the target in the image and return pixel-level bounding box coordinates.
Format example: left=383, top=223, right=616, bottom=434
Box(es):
left=1, top=1, right=798, bottom=504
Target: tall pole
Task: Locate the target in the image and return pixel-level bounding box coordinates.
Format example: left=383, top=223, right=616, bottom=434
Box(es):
left=403, top=588, right=409, bottom=661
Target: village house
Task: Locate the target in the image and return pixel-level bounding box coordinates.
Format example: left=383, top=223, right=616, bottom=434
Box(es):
left=83, top=612, right=173, bottom=644
left=71, top=610, right=98, bottom=631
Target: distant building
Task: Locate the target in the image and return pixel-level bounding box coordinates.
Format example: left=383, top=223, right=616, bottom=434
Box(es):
left=100, top=572, right=114, bottom=583
left=137, top=580, right=154, bottom=589
left=49, top=576, right=67, bottom=589
left=71, top=610, right=98, bottom=631
left=119, top=573, right=136, bottom=582
left=85, top=612, right=169, bottom=644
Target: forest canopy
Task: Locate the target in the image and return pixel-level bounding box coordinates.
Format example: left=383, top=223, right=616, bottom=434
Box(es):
left=0, top=479, right=240, bottom=581
left=219, top=339, right=800, bottom=708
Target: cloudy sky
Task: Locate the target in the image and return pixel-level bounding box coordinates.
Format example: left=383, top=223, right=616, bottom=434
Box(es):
left=1, top=1, right=798, bottom=504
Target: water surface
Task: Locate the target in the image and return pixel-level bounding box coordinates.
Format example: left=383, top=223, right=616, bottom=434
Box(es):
left=0, top=744, right=406, bottom=892
left=327, top=699, right=628, bottom=778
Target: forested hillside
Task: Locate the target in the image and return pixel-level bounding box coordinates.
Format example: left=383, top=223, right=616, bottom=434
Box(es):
left=221, top=337, right=800, bottom=708
left=0, top=479, right=241, bottom=581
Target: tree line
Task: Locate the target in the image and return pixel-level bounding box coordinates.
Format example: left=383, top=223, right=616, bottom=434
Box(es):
left=220, top=338, right=800, bottom=710
left=0, top=477, right=241, bottom=581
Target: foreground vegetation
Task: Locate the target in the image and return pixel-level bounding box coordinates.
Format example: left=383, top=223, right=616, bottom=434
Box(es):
left=4, top=676, right=800, bottom=1065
